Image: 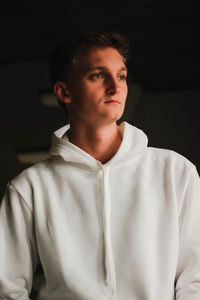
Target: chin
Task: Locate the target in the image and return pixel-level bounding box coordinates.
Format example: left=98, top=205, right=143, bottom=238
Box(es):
left=105, top=113, right=123, bottom=124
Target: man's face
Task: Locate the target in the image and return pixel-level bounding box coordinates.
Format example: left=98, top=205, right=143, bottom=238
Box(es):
left=66, top=47, right=128, bottom=126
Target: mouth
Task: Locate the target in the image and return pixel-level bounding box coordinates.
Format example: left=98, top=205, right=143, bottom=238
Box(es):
left=105, top=99, right=121, bottom=104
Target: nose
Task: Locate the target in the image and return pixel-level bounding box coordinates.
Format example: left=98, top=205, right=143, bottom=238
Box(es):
left=106, top=76, right=121, bottom=95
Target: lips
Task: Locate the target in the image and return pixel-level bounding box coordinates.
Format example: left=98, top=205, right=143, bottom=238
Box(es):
left=105, top=99, right=120, bottom=104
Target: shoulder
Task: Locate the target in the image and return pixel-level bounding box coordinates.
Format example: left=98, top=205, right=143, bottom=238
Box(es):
left=5, top=158, right=60, bottom=209
left=146, top=146, right=197, bottom=178
left=8, top=158, right=57, bottom=196
left=11, top=159, right=51, bottom=184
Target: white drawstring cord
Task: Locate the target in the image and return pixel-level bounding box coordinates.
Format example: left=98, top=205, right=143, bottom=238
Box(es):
left=102, top=166, right=116, bottom=298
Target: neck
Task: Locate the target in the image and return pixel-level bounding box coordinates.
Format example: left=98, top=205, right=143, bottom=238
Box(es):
left=68, top=121, right=122, bottom=164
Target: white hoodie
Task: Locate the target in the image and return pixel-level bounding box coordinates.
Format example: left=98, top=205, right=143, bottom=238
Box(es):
left=0, top=122, right=200, bottom=300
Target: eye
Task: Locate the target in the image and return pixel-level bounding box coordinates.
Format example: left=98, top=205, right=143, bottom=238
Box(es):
left=118, top=74, right=127, bottom=81
left=91, top=73, right=104, bottom=79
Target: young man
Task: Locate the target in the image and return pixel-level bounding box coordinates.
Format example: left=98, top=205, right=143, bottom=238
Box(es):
left=0, top=32, right=200, bottom=300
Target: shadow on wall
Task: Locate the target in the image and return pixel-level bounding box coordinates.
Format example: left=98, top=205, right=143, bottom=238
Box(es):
left=128, top=88, right=200, bottom=175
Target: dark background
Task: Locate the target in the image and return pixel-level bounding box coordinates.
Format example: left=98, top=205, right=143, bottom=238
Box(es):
left=0, top=1, right=200, bottom=198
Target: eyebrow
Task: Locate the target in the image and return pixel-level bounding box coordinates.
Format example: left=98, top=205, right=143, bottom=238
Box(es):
left=85, top=65, right=128, bottom=73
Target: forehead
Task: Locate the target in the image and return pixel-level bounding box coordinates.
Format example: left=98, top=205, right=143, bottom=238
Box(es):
left=73, top=47, right=127, bottom=74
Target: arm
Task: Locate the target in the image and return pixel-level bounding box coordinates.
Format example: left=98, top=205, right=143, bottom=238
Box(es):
left=0, top=184, right=38, bottom=300
left=175, top=166, right=200, bottom=299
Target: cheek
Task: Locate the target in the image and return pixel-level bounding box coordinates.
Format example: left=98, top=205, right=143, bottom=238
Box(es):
left=123, top=84, right=128, bottom=98
left=83, top=85, right=103, bottom=99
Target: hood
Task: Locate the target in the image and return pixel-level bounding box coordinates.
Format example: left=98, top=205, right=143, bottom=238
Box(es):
left=49, top=122, right=148, bottom=169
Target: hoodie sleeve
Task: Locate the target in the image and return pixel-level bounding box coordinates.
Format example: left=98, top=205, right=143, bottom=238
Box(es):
left=0, top=183, right=38, bottom=300
left=175, top=166, right=200, bottom=300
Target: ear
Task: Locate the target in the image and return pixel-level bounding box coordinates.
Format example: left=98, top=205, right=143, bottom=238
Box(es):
left=53, top=81, right=71, bottom=103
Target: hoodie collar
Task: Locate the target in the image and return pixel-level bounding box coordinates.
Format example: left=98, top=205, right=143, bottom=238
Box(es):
left=49, top=122, right=148, bottom=169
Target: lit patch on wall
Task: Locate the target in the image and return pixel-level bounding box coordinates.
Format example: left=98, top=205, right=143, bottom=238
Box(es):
left=40, top=92, right=58, bottom=107
left=17, top=151, right=49, bottom=164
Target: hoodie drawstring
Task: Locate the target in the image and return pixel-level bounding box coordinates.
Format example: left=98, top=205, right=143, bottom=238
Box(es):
left=101, top=165, right=116, bottom=298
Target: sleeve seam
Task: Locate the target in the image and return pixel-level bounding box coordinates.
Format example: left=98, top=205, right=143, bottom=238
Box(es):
left=7, top=182, right=33, bottom=213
